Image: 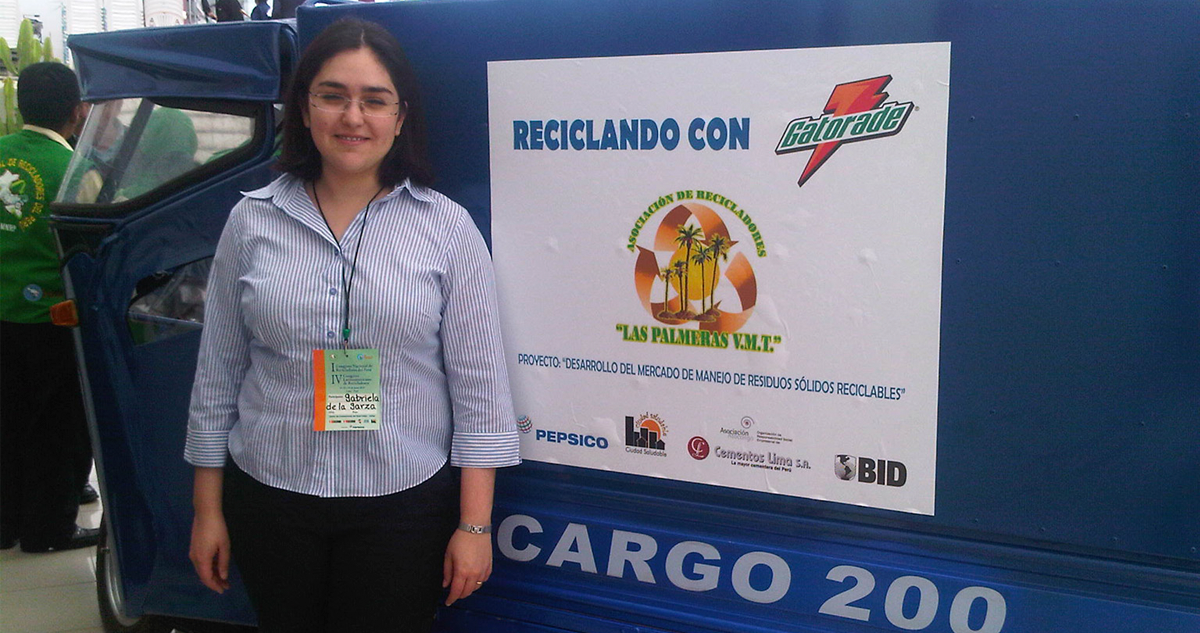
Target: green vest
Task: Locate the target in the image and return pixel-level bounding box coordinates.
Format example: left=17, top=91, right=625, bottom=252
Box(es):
left=0, top=129, right=73, bottom=323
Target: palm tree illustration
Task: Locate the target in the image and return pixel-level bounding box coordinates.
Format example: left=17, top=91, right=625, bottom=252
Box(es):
left=692, top=245, right=713, bottom=319
left=658, top=265, right=674, bottom=318
left=671, top=259, right=688, bottom=318
left=674, top=224, right=704, bottom=317
left=705, top=234, right=732, bottom=317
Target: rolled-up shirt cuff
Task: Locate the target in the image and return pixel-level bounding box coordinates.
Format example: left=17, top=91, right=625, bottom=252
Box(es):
left=184, top=427, right=231, bottom=467
left=449, top=431, right=521, bottom=468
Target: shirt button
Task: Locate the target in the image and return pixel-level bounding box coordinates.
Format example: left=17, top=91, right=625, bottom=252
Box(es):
left=329, top=288, right=337, bottom=295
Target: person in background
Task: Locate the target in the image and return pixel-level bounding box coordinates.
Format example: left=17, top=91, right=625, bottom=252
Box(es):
left=0, top=62, right=99, bottom=553
left=119, top=107, right=200, bottom=200
left=215, top=0, right=244, bottom=22
left=185, top=18, right=520, bottom=633
left=250, top=0, right=270, bottom=20
left=270, top=0, right=301, bottom=19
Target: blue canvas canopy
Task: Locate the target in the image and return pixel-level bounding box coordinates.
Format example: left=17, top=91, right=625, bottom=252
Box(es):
left=69, top=21, right=298, bottom=102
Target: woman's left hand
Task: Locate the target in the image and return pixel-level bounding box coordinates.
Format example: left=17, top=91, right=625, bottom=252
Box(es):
left=443, top=529, right=493, bottom=606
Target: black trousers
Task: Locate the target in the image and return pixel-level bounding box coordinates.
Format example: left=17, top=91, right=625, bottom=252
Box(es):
left=0, top=321, right=92, bottom=546
left=223, top=462, right=459, bottom=633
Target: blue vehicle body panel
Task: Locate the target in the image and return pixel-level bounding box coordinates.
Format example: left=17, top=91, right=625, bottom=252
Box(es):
left=56, top=1, right=1198, bottom=631
left=63, top=168, right=276, bottom=624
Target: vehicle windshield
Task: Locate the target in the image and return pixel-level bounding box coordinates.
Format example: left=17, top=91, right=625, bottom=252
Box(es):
left=57, top=99, right=255, bottom=206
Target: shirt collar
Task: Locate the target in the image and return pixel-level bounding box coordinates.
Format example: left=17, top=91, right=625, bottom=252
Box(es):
left=393, top=179, right=437, bottom=204
left=243, top=174, right=436, bottom=207
left=23, top=125, right=73, bottom=151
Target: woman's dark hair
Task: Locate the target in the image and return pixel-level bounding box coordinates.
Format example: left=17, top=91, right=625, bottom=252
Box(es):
left=276, top=18, right=434, bottom=187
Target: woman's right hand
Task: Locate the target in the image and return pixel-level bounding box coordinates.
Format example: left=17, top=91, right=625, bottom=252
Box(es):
left=189, top=510, right=231, bottom=593
left=190, top=467, right=231, bottom=593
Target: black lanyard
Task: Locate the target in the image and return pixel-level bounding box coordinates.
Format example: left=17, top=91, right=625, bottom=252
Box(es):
left=312, top=183, right=387, bottom=349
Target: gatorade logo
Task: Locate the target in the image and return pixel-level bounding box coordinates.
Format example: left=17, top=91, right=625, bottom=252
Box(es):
left=776, top=76, right=914, bottom=188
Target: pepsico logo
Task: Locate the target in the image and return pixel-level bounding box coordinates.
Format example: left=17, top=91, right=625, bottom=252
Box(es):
left=517, top=415, right=533, bottom=434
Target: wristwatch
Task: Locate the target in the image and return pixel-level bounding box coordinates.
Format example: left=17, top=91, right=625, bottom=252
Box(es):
left=458, top=522, right=492, bottom=534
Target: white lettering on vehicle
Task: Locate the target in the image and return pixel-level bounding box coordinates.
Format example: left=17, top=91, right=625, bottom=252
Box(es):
left=497, top=514, right=1008, bottom=631
left=820, top=565, right=1008, bottom=632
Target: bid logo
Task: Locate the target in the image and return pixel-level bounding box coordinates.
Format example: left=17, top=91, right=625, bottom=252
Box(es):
left=835, top=454, right=907, bottom=487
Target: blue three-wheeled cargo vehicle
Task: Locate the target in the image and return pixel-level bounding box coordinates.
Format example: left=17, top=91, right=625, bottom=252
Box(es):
left=49, top=1, right=1199, bottom=631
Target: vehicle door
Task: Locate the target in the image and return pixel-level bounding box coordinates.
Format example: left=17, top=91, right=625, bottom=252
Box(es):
left=51, top=22, right=296, bottom=627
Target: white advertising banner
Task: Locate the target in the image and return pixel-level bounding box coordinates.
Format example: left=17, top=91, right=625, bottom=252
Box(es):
left=489, top=42, right=950, bottom=515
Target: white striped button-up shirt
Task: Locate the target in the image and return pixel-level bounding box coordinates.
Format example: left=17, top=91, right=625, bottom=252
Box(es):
left=184, top=174, right=520, bottom=497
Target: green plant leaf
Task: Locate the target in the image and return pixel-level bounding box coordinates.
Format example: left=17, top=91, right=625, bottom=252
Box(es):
left=17, top=19, right=35, bottom=71
left=0, top=38, right=13, bottom=75
left=2, top=77, right=17, bottom=136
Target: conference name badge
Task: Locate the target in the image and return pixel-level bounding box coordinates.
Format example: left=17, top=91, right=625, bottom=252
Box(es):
left=312, top=349, right=381, bottom=431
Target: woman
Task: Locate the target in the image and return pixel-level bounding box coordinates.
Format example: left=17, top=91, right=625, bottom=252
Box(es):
left=185, top=18, right=519, bottom=632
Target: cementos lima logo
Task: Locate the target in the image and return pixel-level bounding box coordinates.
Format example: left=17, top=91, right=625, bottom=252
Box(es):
left=775, top=75, right=914, bottom=188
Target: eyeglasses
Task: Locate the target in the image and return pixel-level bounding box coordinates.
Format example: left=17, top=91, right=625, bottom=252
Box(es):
left=308, top=92, right=402, bottom=118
